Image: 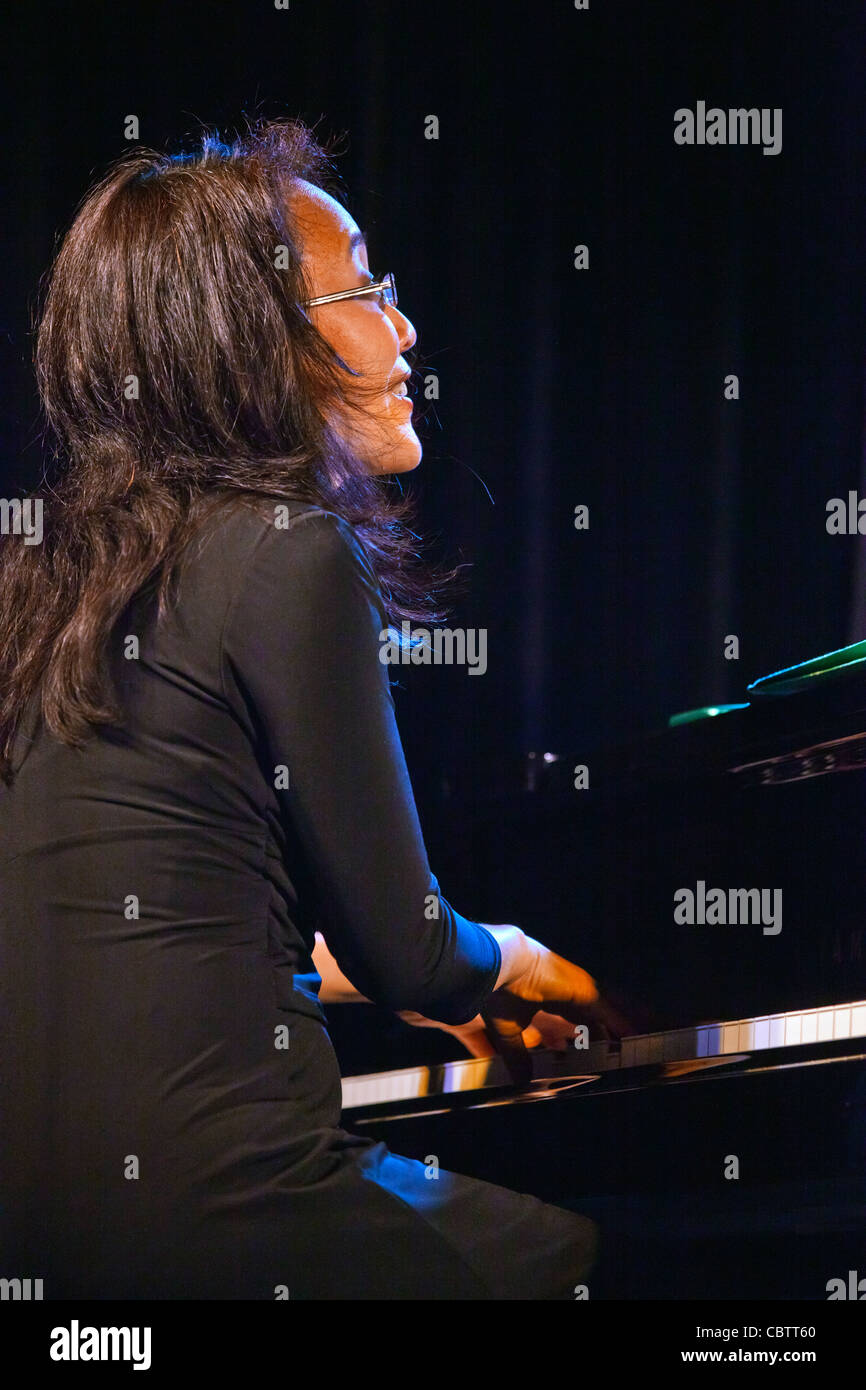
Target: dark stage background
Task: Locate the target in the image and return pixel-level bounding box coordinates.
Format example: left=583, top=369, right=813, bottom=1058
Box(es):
left=3, top=0, right=866, bottom=821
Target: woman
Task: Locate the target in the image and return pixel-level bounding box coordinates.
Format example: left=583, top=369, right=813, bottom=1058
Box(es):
left=0, top=121, right=600, bottom=1299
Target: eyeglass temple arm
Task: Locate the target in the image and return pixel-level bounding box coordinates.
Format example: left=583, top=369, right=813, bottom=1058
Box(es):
left=304, top=275, right=393, bottom=308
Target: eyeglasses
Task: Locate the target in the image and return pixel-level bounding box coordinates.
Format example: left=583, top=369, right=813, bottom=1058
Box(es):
left=303, top=272, right=397, bottom=309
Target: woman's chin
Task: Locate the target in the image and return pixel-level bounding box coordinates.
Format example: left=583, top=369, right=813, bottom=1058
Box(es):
left=366, top=434, right=423, bottom=475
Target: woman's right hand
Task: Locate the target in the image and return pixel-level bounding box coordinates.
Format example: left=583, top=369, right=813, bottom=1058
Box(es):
left=479, top=924, right=618, bottom=1086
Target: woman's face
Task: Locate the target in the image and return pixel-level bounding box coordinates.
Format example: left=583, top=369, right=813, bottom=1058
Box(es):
left=289, top=180, right=421, bottom=474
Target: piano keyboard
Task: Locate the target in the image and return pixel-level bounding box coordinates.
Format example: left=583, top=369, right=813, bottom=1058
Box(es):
left=341, top=998, right=866, bottom=1114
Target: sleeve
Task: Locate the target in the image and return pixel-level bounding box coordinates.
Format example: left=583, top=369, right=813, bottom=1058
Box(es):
left=220, top=507, right=501, bottom=1025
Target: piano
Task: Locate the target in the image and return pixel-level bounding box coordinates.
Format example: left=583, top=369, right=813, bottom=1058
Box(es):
left=331, top=640, right=866, bottom=1299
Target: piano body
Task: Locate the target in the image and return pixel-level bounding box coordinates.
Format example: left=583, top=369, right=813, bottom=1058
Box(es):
left=332, top=642, right=866, bottom=1298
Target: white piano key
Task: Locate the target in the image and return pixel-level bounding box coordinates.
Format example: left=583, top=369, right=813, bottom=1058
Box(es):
left=443, top=1060, right=472, bottom=1093
left=722, top=1023, right=740, bottom=1054
left=753, top=1017, right=770, bottom=1049
left=785, top=1013, right=802, bottom=1046
left=833, top=1007, right=851, bottom=1039
left=817, top=1009, right=835, bottom=1041
left=768, top=1015, right=786, bottom=1047
left=737, top=1020, right=755, bottom=1050
left=396, top=1067, right=428, bottom=1099
left=340, top=1065, right=429, bottom=1110
left=852, top=1004, right=866, bottom=1037
left=800, top=1013, right=818, bottom=1044
left=586, top=1042, right=611, bottom=1069
left=666, top=1029, right=698, bottom=1061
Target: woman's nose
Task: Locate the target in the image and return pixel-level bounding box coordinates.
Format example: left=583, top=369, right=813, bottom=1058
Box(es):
left=389, top=305, right=417, bottom=351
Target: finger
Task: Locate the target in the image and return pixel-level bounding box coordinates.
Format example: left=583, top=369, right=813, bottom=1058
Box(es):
left=588, top=996, right=634, bottom=1040
left=455, top=1030, right=497, bottom=1060
left=481, top=1009, right=533, bottom=1088
left=532, top=991, right=632, bottom=1037
left=522, top=978, right=600, bottom=1029
left=530, top=1010, right=581, bottom=1050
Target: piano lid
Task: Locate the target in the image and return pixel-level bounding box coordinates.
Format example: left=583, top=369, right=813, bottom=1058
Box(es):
left=665, top=639, right=866, bottom=731
left=747, top=637, right=866, bottom=698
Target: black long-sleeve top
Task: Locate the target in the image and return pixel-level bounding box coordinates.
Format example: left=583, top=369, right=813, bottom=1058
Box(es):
left=0, top=495, right=501, bottom=1286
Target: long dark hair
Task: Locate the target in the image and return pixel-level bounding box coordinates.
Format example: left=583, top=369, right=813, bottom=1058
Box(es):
left=0, top=119, right=460, bottom=784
